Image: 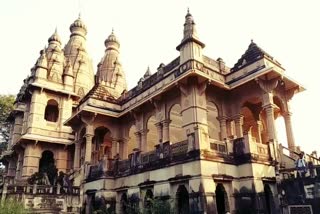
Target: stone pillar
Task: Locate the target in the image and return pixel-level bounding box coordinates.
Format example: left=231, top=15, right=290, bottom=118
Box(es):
left=255, top=121, right=263, bottom=143
left=234, top=114, right=244, bottom=138
left=155, top=122, right=163, bottom=143
left=135, top=131, right=142, bottom=151
left=74, top=142, right=81, bottom=169
left=218, top=116, right=228, bottom=140
left=112, top=140, right=120, bottom=158
left=140, top=130, right=148, bottom=152
left=84, top=134, right=93, bottom=163
left=120, top=138, right=129, bottom=159
left=162, top=119, right=171, bottom=143
left=264, top=104, right=277, bottom=141
left=283, top=112, right=296, bottom=152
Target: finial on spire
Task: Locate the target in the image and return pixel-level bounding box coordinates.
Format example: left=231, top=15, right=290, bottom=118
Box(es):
left=251, top=39, right=254, bottom=43
left=48, top=28, right=61, bottom=44
left=78, top=12, right=81, bottom=19
left=187, top=7, right=190, bottom=13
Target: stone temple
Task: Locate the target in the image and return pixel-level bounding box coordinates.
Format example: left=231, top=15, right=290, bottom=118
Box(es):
left=0, top=10, right=318, bottom=214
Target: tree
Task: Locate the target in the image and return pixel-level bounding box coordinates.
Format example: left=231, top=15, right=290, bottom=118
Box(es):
left=0, top=95, right=15, bottom=150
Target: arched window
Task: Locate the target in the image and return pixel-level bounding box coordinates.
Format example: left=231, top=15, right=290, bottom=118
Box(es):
left=44, top=99, right=59, bottom=122
left=207, top=102, right=220, bottom=140
left=169, top=104, right=184, bottom=143
left=146, top=116, right=157, bottom=152
left=128, top=125, right=139, bottom=155
left=39, top=150, right=56, bottom=185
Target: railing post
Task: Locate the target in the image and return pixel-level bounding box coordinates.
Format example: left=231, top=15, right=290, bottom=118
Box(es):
left=32, top=184, right=37, bottom=194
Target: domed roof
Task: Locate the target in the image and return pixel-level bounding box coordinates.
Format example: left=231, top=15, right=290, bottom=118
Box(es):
left=70, top=15, right=87, bottom=36
left=48, top=29, right=61, bottom=44
left=104, top=30, right=120, bottom=49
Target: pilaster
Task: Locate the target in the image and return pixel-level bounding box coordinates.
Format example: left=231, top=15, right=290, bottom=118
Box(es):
left=234, top=114, right=244, bottom=138
left=218, top=116, right=228, bottom=140
left=140, top=129, right=149, bottom=152
left=73, top=142, right=81, bottom=169
left=84, top=134, right=93, bottom=163
left=283, top=111, right=296, bottom=153
left=155, top=122, right=163, bottom=144
left=162, top=119, right=171, bottom=143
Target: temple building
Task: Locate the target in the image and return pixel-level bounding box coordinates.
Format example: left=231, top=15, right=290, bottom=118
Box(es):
left=1, top=11, right=318, bottom=214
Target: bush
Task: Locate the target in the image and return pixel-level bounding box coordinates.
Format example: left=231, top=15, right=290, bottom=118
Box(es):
left=0, top=198, right=28, bottom=214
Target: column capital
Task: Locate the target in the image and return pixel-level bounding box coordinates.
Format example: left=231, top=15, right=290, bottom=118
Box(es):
left=84, top=134, right=94, bottom=139
left=162, top=119, right=171, bottom=127
left=232, top=114, right=244, bottom=122
left=283, top=111, right=292, bottom=118
left=255, top=77, right=280, bottom=93
left=155, top=122, right=163, bottom=128
left=134, top=131, right=141, bottom=137
left=262, top=103, right=278, bottom=110
left=140, top=129, right=149, bottom=136
left=119, top=137, right=130, bottom=143
left=217, top=116, right=228, bottom=122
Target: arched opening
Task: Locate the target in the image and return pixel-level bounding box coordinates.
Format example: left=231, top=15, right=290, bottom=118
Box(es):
left=93, top=127, right=112, bottom=165
left=144, top=189, right=154, bottom=213
left=169, top=104, right=184, bottom=144
left=146, top=116, right=157, bottom=152
left=39, top=150, right=57, bottom=185
left=44, top=99, right=59, bottom=122
left=207, top=102, right=220, bottom=140
left=176, top=185, right=189, bottom=214
left=241, top=106, right=261, bottom=143
left=128, top=125, right=138, bottom=155
left=215, top=183, right=229, bottom=214
left=120, top=193, right=128, bottom=214
left=264, top=184, right=274, bottom=214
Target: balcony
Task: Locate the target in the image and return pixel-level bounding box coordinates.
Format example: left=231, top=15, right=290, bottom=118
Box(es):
left=87, top=140, right=196, bottom=181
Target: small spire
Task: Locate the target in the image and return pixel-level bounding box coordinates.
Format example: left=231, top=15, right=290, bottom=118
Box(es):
left=48, top=28, right=61, bottom=44
left=144, top=66, right=151, bottom=78
left=36, top=47, right=48, bottom=68
left=251, top=39, right=254, bottom=43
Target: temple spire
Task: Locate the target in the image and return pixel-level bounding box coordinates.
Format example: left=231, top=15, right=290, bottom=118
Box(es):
left=176, top=9, right=205, bottom=63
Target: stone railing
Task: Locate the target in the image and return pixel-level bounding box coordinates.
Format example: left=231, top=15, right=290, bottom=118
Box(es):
left=87, top=140, right=194, bottom=180
left=232, top=136, right=271, bottom=163
left=3, top=183, right=80, bottom=196
left=209, top=139, right=228, bottom=154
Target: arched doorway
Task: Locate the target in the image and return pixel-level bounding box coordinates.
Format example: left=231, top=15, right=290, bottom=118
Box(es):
left=177, top=185, right=190, bottom=214
left=39, top=150, right=56, bottom=185
left=264, top=184, right=274, bottom=214
left=144, top=189, right=154, bottom=213
left=120, top=193, right=128, bottom=214
left=215, top=183, right=229, bottom=214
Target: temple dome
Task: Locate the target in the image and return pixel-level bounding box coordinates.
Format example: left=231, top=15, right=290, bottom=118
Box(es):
left=70, top=16, right=87, bottom=37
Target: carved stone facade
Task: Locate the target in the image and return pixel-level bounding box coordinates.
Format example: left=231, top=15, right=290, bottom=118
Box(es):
left=0, top=11, right=310, bottom=214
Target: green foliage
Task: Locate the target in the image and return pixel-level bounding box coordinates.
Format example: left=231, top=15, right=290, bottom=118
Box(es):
left=0, top=94, right=15, bottom=149
left=144, top=198, right=172, bottom=214
left=0, top=198, right=28, bottom=214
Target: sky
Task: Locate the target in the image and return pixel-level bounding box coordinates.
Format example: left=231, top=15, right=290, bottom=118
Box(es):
left=0, top=0, right=319, bottom=154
